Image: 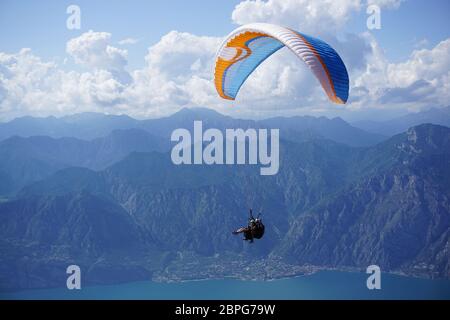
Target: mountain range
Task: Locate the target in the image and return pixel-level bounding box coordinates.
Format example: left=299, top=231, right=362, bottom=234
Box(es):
left=0, top=107, right=449, bottom=290
left=0, top=107, right=386, bottom=145
left=352, top=106, right=450, bottom=136
left=0, top=107, right=386, bottom=196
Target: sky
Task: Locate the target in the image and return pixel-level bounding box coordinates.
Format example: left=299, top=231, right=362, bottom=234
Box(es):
left=0, top=0, right=449, bottom=121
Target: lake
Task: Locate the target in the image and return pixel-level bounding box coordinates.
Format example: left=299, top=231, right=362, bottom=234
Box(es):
left=1, top=271, right=449, bottom=300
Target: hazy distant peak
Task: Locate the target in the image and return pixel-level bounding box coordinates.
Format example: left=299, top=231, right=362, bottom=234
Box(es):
left=172, top=107, right=229, bottom=119
left=61, top=112, right=135, bottom=122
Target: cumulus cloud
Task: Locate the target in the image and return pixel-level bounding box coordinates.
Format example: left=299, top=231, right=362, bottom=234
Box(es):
left=387, top=39, right=450, bottom=88
left=352, top=37, right=450, bottom=111
left=121, top=31, right=224, bottom=117
left=67, top=31, right=127, bottom=71
left=66, top=30, right=131, bottom=84
left=231, top=0, right=404, bottom=33
left=145, top=31, right=220, bottom=80
left=0, top=31, right=220, bottom=120
left=0, top=48, right=60, bottom=117
left=232, top=0, right=362, bottom=34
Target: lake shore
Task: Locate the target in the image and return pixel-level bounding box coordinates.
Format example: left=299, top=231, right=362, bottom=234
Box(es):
left=2, top=270, right=449, bottom=300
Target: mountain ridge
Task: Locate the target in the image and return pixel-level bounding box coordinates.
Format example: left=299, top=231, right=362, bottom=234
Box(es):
left=352, top=106, right=450, bottom=136
left=0, top=107, right=386, bottom=147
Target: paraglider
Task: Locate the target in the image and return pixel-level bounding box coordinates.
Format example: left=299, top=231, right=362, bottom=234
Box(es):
left=214, top=23, right=349, bottom=104
left=232, top=209, right=265, bottom=243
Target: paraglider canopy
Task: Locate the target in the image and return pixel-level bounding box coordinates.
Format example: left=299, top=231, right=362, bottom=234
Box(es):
left=214, top=23, right=349, bottom=104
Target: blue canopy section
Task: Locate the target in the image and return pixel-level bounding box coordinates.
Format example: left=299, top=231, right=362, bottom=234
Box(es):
left=223, top=36, right=284, bottom=99
left=298, top=32, right=349, bottom=103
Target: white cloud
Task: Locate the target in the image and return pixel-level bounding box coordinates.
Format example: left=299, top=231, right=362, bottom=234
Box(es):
left=231, top=0, right=362, bottom=34
left=0, top=31, right=224, bottom=121
left=120, top=31, right=224, bottom=118
left=352, top=37, right=450, bottom=111
left=387, top=39, right=450, bottom=88
left=66, top=30, right=132, bottom=85
left=66, top=30, right=128, bottom=72
left=144, top=31, right=220, bottom=80
left=0, top=48, right=59, bottom=117
left=118, top=37, right=139, bottom=45
left=231, top=0, right=406, bottom=36
left=0, top=47, right=129, bottom=120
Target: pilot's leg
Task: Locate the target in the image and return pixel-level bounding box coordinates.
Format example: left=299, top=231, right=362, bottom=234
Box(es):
left=232, top=227, right=246, bottom=234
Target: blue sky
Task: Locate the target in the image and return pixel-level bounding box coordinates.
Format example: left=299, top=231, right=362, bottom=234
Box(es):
left=0, top=0, right=449, bottom=121
left=1, top=0, right=448, bottom=66
left=0, top=0, right=241, bottom=69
